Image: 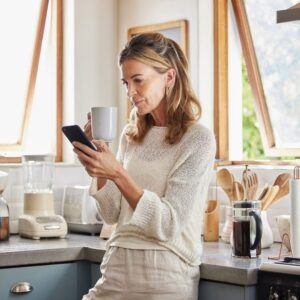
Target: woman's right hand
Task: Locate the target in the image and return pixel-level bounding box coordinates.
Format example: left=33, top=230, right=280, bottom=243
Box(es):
left=84, top=112, right=93, bottom=140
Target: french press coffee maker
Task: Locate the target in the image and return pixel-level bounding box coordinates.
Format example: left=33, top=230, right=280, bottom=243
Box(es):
left=232, top=200, right=262, bottom=258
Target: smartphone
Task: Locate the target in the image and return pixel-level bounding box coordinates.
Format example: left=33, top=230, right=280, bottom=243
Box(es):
left=62, top=125, right=97, bottom=150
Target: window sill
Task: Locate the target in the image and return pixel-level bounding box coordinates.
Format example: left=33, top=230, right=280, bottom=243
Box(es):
left=215, top=160, right=300, bottom=169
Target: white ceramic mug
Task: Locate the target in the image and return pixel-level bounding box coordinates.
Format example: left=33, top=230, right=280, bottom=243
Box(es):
left=91, top=106, right=118, bottom=142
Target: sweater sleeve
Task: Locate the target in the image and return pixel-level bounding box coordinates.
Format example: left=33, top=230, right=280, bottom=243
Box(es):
left=121, top=127, right=216, bottom=242
left=89, top=125, right=129, bottom=224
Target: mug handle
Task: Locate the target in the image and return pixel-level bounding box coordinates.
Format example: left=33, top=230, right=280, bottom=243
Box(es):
left=249, top=211, right=263, bottom=250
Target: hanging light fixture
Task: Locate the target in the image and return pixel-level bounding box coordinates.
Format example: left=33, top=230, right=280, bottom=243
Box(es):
left=277, top=3, right=300, bottom=24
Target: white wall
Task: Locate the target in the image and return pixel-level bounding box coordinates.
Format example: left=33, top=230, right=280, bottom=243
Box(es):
left=117, top=0, right=215, bottom=131
left=63, top=0, right=119, bottom=162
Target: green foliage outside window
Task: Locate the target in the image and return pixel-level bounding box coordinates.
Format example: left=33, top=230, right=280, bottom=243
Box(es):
left=242, top=62, right=299, bottom=161
left=242, top=62, right=264, bottom=159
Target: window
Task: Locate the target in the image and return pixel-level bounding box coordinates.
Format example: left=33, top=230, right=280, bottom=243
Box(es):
left=215, top=0, right=300, bottom=163
left=0, top=0, right=62, bottom=163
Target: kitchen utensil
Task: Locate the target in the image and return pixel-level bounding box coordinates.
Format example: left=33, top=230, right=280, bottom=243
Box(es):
left=233, top=181, right=244, bottom=201
left=260, top=186, right=272, bottom=204
left=231, top=200, right=262, bottom=258
left=261, top=185, right=279, bottom=211
left=273, top=173, right=291, bottom=189
left=258, top=184, right=269, bottom=201
left=271, top=182, right=289, bottom=205
left=242, top=166, right=258, bottom=200
left=271, top=175, right=291, bottom=205
left=216, top=168, right=234, bottom=202
left=203, top=200, right=219, bottom=242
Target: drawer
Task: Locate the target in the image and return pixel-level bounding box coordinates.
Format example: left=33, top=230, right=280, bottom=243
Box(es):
left=0, top=262, right=90, bottom=300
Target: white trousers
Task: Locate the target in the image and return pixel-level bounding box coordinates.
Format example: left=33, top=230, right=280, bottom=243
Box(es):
left=82, top=247, right=200, bottom=300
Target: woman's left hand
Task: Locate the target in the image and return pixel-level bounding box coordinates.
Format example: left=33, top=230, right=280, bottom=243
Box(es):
left=73, top=140, right=121, bottom=181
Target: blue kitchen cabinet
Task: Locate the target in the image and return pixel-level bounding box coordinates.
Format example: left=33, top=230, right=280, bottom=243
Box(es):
left=90, top=262, right=101, bottom=286
left=198, top=280, right=257, bottom=300
left=0, top=261, right=91, bottom=300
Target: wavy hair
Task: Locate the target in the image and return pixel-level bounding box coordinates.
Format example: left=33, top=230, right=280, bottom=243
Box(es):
left=119, top=32, right=201, bottom=144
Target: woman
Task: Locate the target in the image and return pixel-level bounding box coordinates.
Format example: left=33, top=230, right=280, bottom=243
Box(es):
left=74, top=32, right=216, bottom=300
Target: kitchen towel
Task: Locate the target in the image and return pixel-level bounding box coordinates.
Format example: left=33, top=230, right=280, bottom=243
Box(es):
left=290, top=179, right=300, bottom=257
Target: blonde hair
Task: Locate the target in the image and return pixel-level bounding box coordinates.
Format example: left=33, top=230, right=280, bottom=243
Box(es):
left=119, top=32, right=201, bottom=144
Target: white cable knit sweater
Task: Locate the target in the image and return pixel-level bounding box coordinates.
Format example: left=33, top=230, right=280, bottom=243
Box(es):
left=90, top=122, right=216, bottom=266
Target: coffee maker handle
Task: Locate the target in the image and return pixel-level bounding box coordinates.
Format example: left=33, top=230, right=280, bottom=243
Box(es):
left=249, top=211, right=262, bottom=250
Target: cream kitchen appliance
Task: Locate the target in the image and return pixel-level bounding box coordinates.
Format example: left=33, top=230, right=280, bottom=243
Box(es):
left=18, top=155, right=67, bottom=239
left=62, top=185, right=102, bottom=235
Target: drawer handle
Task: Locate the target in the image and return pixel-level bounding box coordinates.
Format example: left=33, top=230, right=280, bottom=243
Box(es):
left=10, top=282, right=33, bottom=294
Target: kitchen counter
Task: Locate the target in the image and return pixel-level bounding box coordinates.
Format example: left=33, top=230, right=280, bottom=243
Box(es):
left=0, top=233, right=280, bottom=286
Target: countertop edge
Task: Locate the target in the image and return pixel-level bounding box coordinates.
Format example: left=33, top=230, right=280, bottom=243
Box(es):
left=0, top=235, right=280, bottom=286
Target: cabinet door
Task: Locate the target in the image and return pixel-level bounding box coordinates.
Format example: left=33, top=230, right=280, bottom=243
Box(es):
left=198, top=280, right=257, bottom=300
left=0, top=262, right=84, bottom=300
left=90, top=263, right=101, bottom=286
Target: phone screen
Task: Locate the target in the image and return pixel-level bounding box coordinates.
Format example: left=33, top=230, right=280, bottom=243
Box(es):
left=62, top=125, right=96, bottom=150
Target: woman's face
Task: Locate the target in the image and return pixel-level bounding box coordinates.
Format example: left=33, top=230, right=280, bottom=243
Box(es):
left=121, top=59, right=171, bottom=122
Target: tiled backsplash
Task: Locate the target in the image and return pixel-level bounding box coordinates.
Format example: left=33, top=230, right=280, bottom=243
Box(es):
left=0, top=164, right=294, bottom=244
left=0, top=164, right=91, bottom=232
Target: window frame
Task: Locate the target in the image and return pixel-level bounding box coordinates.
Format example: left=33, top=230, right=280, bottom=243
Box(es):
left=0, top=0, right=63, bottom=163
left=214, top=0, right=300, bottom=165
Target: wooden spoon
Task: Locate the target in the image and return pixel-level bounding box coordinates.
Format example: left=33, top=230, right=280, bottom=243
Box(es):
left=272, top=180, right=290, bottom=204
left=261, top=185, right=279, bottom=211
left=216, top=168, right=234, bottom=202
left=258, top=184, right=269, bottom=201
left=268, top=173, right=291, bottom=205
left=233, top=181, right=244, bottom=201
left=260, top=186, right=272, bottom=207
left=273, top=173, right=291, bottom=188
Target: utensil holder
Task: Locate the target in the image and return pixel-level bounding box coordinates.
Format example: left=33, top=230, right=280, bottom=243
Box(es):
left=261, top=210, right=273, bottom=248
left=203, top=200, right=219, bottom=241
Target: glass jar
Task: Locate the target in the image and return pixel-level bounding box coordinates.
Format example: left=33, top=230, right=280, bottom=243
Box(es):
left=22, top=154, right=55, bottom=193
left=232, top=200, right=262, bottom=258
